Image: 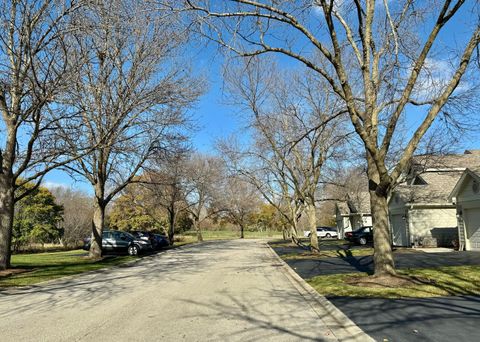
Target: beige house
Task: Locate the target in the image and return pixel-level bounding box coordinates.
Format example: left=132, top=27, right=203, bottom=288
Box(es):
left=389, top=170, right=462, bottom=247
left=449, top=167, right=480, bottom=251
left=335, top=192, right=372, bottom=238
left=389, top=150, right=480, bottom=247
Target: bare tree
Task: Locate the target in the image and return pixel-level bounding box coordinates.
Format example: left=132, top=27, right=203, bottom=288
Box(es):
left=184, top=153, right=225, bottom=242
left=0, top=0, right=84, bottom=269
left=62, top=0, right=201, bottom=258
left=218, top=175, right=261, bottom=239
left=141, top=154, right=191, bottom=244
left=185, top=0, right=480, bottom=277
left=51, top=187, right=93, bottom=248
left=222, top=58, right=348, bottom=251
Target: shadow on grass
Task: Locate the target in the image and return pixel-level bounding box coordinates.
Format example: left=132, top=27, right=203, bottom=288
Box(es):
left=335, top=248, right=374, bottom=275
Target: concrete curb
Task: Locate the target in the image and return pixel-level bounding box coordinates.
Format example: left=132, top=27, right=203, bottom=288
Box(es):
left=266, top=242, right=375, bottom=342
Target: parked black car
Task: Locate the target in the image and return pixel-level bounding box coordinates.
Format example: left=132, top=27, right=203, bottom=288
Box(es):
left=83, top=230, right=153, bottom=255
left=130, top=231, right=158, bottom=250
left=345, top=226, right=373, bottom=245
left=154, top=234, right=169, bottom=249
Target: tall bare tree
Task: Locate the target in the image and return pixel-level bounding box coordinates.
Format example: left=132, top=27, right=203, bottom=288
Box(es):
left=0, top=0, right=83, bottom=269
left=184, top=153, right=225, bottom=242
left=62, top=0, right=201, bottom=258
left=219, top=175, right=261, bottom=239
left=222, top=58, right=348, bottom=251
left=141, top=153, right=191, bottom=244
left=185, top=0, right=480, bottom=276
left=50, top=187, right=93, bottom=248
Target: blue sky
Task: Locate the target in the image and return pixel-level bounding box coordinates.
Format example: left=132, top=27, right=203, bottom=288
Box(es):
left=41, top=3, right=480, bottom=194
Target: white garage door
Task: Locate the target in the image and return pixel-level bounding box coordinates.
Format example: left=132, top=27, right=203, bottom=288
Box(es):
left=391, top=214, right=408, bottom=247
left=464, top=208, right=480, bottom=251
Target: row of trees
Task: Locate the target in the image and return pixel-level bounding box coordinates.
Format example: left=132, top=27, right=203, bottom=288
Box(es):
left=183, top=0, right=480, bottom=279
left=2, top=0, right=479, bottom=283
left=0, top=0, right=201, bottom=268
left=108, top=152, right=264, bottom=244
left=12, top=184, right=92, bottom=252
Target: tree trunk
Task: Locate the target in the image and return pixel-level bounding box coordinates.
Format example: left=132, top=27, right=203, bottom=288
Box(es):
left=290, top=224, right=299, bottom=244
left=193, top=219, right=203, bottom=242
left=167, top=209, right=176, bottom=245
left=370, top=189, right=396, bottom=276
left=367, top=155, right=396, bottom=276
left=240, top=224, right=244, bottom=239
left=89, top=200, right=105, bottom=259
left=0, top=174, right=14, bottom=270
left=306, top=202, right=319, bottom=253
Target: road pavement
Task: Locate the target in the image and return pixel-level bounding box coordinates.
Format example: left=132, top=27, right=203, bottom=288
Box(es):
left=329, top=295, right=480, bottom=342
left=0, top=240, right=369, bottom=342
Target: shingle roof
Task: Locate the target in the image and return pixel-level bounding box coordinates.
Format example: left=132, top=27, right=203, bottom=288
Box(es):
left=411, top=151, right=480, bottom=171
left=395, top=170, right=464, bottom=203
left=336, top=191, right=371, bottom=215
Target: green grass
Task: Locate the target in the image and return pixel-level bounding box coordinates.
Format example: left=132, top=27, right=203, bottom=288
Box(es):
left=182, top=230, right=284, bottom=241
left=0, top=250, right=135, bottom=287
left=307, top=265, right=480, bottom=298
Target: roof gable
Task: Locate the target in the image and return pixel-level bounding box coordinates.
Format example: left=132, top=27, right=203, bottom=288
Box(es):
left=449, top=168, right=480, bottom=200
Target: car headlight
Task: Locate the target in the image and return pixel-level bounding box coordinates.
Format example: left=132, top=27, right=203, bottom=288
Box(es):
left=137, top=240, right=148, bottom=245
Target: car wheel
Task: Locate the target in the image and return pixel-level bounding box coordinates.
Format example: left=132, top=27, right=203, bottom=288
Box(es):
left=128, top=245, right=139, bottom=256
left=325, top=233, right=331, bottom=238
left=359, top=237, right=367, bottom=245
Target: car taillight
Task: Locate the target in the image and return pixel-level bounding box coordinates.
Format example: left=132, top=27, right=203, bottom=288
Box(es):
left=345, top=232, right=352, bottom=237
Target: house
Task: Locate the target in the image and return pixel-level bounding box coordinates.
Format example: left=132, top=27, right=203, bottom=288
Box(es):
left=389, top=150, right=480, bottom=247
left=389, top=170, right=462, bottom=247
left=335, top=192, right=372, bottom=238
left=449, top=167, right=480, bottom=251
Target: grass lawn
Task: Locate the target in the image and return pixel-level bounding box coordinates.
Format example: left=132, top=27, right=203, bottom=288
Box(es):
left=181, top=230, right=284, bottom=241
left=280, top=248, right=375, bottom=260
left=307, top=265, right=480, bottom=298
left=0, top=250, right=136, bottom=287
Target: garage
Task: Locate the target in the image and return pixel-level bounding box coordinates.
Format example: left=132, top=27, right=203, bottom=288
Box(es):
left=463, top=208, right=480, bottom=251
left=391, top=214, right=408, bottom=247
left=449, top=168, right=480, bottom=251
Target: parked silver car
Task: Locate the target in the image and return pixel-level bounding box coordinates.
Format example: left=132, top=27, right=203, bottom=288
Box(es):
left=303, top=226, right=338, bottom=239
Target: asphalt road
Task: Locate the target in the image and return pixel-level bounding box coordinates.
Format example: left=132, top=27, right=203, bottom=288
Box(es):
left=0, top=240, right=367, bottom=342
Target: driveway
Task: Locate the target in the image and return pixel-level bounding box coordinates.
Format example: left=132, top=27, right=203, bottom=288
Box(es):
left=329, top=296, right=480, bottom=342
left=0, top=240, right=369, bottom=342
